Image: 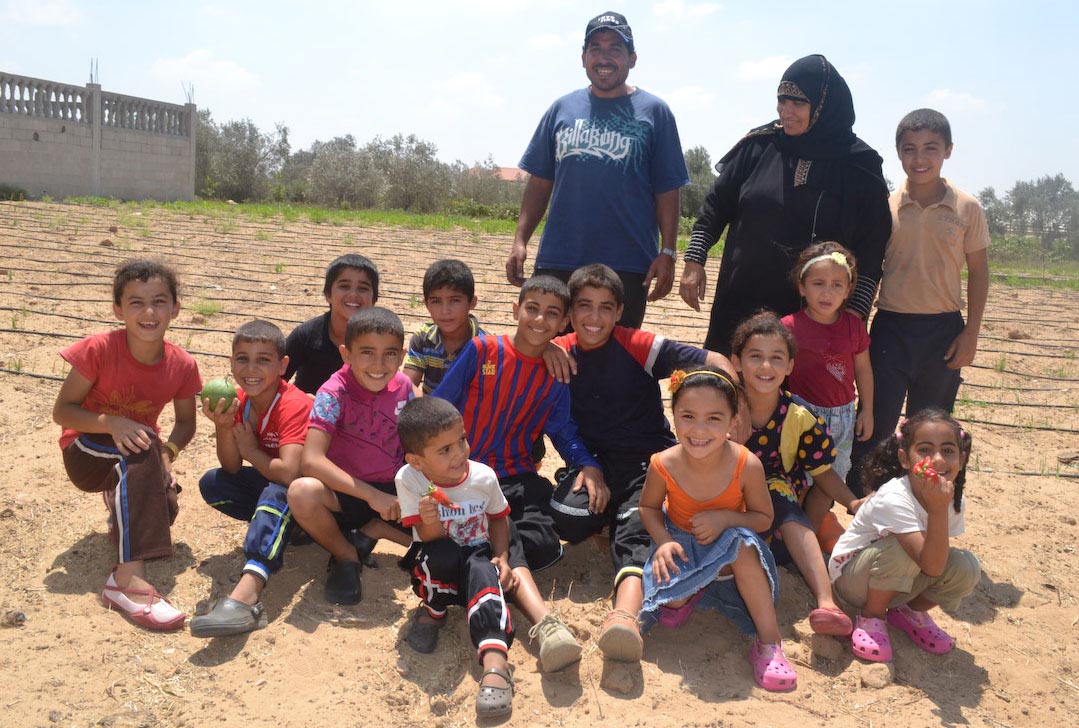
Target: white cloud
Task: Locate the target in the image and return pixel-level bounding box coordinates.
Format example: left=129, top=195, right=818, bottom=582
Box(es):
left=431, top=73, right=504, bottom=119
left=735, top=55, right=793, bottom=82
left=197, top=4, right=241, bottom=21
left=0, top=0, right=80, bottom=26
left=927, top=89, right=988, bottom=111
left=149, top=49, right=260, bottom=90
left=528, top=33, right=571, bottom=50
left=653, top=0, right=722, bottom=18
left=660, top=84, right=717, bottom=112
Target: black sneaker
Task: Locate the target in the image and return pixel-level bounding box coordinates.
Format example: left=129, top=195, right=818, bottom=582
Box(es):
left=405, top=612, right=444, bottom=653
left=325, top=559, right=362, bottom=604
left=350, top=530, right=380, bottom=569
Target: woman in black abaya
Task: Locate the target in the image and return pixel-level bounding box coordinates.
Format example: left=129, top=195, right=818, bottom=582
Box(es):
left=680, top=54, right=891, bottom=354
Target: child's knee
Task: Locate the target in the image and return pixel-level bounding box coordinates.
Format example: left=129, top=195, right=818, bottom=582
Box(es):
left=940, top=548, right=981, bottom=595
left=286, top=477, right=324, bottom=512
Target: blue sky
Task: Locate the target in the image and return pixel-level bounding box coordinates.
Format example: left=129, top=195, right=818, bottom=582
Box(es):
left=1, top=0, right=1073, bottom=196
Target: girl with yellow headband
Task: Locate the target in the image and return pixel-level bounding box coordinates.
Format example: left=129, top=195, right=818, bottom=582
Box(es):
left=782, top=241, right=874, bottom=490
left=638, top=365, right=796, bottom=691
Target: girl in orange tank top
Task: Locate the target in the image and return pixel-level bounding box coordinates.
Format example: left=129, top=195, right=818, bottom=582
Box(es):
left=639, top=366, right=797, bottom=692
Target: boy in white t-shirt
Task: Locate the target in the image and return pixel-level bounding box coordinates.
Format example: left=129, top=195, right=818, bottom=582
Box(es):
left=395, top=396, right=516, bottom=719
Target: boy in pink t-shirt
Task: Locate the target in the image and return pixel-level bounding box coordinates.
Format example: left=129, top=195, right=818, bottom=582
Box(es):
left=287, top=307, right=414, bottom=605
left=53, top=260, right=201, bottom=631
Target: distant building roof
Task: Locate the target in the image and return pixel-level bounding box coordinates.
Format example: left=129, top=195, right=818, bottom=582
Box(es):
left=495, top=167, right=526, bottom=182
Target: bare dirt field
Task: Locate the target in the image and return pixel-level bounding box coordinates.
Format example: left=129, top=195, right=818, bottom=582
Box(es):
left=1, top=200, right=1077, bottom=728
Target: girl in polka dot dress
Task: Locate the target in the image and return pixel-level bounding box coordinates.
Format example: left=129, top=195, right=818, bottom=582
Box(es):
left=731, top=311, right=864, bottom=637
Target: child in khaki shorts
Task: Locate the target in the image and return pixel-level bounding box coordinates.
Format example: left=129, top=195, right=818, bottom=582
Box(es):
left=830, top=409, right=980, bottom=663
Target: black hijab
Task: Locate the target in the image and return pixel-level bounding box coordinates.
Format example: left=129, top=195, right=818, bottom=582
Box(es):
left=719, top=54, right=881, bottom=173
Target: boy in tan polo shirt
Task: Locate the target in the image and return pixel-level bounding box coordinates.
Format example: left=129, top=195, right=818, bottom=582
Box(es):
left=848, top=108, right=989, bottom=495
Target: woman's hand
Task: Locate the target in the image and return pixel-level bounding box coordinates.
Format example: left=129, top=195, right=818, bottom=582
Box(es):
left=679, top=261, right=707, bottom=311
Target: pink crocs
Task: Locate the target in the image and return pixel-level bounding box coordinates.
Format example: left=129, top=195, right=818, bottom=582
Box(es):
left=747, top=640, right=797, bottom=692
left=851, top=615, right=892, bottom=662
left=887, top=604, right=954, bottom=655
left=657, top=589, right=705, bottom=628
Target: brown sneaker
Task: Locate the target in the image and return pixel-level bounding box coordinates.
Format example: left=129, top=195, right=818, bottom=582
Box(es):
left=527, top=613, right=582, bottom=672
left=596, top=608, right=643, bottom=662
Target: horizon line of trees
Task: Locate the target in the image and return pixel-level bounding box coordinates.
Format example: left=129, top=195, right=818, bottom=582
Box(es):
left=196, top=111, right=1079, bottom=260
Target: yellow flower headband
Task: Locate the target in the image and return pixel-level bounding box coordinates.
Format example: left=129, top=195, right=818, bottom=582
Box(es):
left=668, top=369, right=736, bottom=395
left=799, top=251, right=851, bottom=280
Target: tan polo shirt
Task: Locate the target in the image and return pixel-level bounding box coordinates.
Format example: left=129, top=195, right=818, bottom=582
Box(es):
left=876, top=178, right=990, bottom=314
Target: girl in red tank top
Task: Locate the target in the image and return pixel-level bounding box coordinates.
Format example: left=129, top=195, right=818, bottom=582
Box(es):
left=639, top=366, right=797, bottom=692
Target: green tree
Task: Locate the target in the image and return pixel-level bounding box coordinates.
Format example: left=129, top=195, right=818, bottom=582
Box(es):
left=1006, top=174, right=1078, bottom=251
left=194, top=111, right=289, bottom=201
left=977, top=187, right=1008, bottom=236
left=681, top=145, right=715, bottom=218
left=307, top=135, right=381, bottom=208
left=366, top=134, right=452, bottom=213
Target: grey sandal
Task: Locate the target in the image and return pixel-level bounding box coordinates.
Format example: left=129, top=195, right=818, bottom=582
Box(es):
left=476, top=667, right=514, bottom=719
left=189, top=598, right=267, bottom=638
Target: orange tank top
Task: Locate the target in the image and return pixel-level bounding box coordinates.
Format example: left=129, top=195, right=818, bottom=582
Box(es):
left=654, top=446, right=748, bottom=533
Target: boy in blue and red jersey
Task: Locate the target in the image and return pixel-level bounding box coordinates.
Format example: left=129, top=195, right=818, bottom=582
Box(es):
left=433, top=275, right=607, bottom=673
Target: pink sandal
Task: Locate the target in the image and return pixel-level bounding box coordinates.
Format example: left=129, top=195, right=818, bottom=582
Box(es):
left=101, top=573, right=186, bottom=631
left=657, top=589, right=705, bottom=628
left=809, top=606, right=854, bottom=636
left=851, top=615, right=892, bottom=662
left=747, top=640, right=797, bottom=692
left=887, top=604, right=954, bottom=654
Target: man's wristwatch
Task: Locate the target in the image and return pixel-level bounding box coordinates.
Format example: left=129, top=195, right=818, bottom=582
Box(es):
left=660, top=247, right=677, bottom=258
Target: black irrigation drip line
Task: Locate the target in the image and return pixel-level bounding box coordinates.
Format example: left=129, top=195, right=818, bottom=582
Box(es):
left=0, top=307, right=235, bottom=335
left=966, top=363, right=1079, bottom=382
left=982, top=318, right=1079, bottom=334
left=957, top=417, right=1079, bottom=434
left=1, top=212, right=514, bottom=258
left=967, top=468, right=1079, bottom=480
left=0, top=327, right=80, bottom=339
left=959, top=380, right=1071, bottom=393
left=956, top=398, right=1079, bottom=410
left=977, top=347, right=1077, bottom=360
left=0, top=234, right=529, bottom=303
left=0, top=327, right=229, bottom=360
left=4, top=292, right=495, bottom=334
left=8, top=294, right=307, bottom=327
left=0, top=368, right=63, bottom=381
left=982, top=335, right=1079, bottom=348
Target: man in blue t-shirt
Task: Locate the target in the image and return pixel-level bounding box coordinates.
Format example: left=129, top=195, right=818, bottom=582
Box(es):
left=505, top=11, right=690, bottom=329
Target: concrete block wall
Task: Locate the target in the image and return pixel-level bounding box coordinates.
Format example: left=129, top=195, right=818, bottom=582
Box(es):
left=0, top=72, right=195, bottom=201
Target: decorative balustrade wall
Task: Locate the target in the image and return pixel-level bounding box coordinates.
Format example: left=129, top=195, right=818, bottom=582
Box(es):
left=0, top=72, right=195, bottom=201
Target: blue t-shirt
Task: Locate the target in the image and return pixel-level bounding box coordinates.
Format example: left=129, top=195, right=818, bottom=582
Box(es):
left=520, top=88, right=690, bottom=275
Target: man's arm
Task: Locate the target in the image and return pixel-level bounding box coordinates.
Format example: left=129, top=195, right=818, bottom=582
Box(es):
left=643, top=188, right=681, bottom=302
left=506, top=175, right=554, bottom=286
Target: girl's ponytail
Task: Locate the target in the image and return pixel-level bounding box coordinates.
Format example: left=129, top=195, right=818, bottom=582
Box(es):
left=859, top=432, right=905, bottom=494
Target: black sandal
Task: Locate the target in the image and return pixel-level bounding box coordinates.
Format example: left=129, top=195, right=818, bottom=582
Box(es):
left=476, top=667, right=514, bottom=719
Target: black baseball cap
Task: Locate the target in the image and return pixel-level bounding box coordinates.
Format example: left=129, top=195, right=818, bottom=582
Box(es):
left=584, top=12, right=634, bottom=52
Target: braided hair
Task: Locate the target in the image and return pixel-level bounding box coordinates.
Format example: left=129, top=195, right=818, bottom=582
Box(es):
left=858, top=408, right=970, bottom=513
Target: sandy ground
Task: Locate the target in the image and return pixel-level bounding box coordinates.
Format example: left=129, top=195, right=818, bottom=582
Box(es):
left=0, top=200, right=1077, bottom=728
